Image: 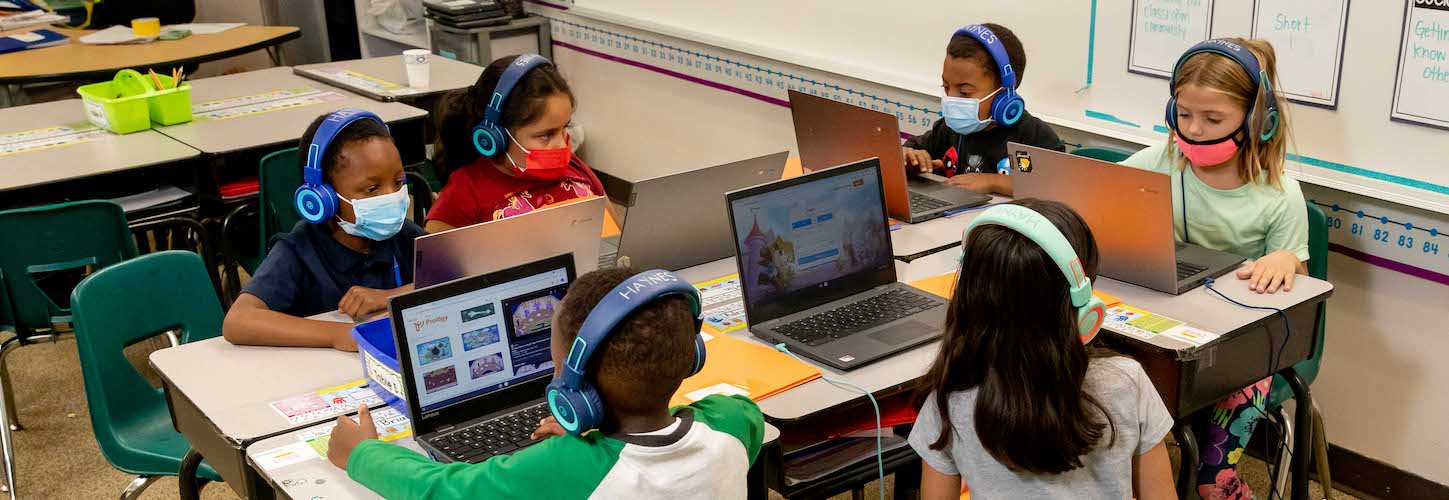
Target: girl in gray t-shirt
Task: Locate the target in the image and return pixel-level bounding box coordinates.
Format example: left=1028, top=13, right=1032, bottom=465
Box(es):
left=908, top=200, right=1176, bottom=499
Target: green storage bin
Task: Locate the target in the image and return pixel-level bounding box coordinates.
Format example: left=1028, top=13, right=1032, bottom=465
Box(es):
left=76, top=70, right=153, bottom=134
left=142, top=74, right=193, bottom=126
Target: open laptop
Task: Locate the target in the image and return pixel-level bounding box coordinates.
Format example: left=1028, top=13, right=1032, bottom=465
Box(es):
left=599, top=151, right=789, bottom=270
left=413, top=196, right=605, bottom=287
left=726, top=157, right=946, bottom=370
left=788, top=90, right=990, bottom=224
left=1008, top=143, right=1246, bottom=294
left=389, top=252, right=574, bottom=464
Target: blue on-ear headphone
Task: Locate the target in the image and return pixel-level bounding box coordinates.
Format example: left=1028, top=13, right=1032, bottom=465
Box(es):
left=294, top=108, right=390, bottom=224
left=471, top=53, right=552, bottom=158
left=963, top=205, right=1105, bottom=343
left=954, top=25, right=1025, bottom=127
left=546, top=270, right=707, bottom=436
left=1164, top=39, right=1280, bottom=141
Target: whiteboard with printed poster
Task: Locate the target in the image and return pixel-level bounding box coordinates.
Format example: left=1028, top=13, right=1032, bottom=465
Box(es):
left=1129, top=0, right=1217, bottom=78
left=1394, top=0, right=1449, bottom=129
left=1252, top=0, right=1351, bottom=108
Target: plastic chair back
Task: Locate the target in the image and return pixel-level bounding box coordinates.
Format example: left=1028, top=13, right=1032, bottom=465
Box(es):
left=1070, top=147, right=1134, bottom=163
left=70, top=251, right=223, bottom=474
left=258, top=147, right=305, bottom=258
left=0, top=200, right=137, bottom=336
left=1269, top=203, right=1329, bottom=407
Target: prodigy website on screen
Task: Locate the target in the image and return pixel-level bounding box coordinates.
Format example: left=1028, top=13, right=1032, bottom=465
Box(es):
left=399, top=268, right=569, bottom=413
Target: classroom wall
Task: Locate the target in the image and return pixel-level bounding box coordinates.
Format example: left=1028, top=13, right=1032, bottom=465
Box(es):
left=190, top=0, right=273, bottom=78
left=545, top=12, right=1449, bottom=486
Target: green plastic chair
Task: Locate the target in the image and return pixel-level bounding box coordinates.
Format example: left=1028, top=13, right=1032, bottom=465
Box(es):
left=0, top=200, right=138, bottom=338
left=70, top=251, right=223, bottom=499
left=0, top=200, right=138, bottom=430
left=1070, top=147, right=1134, bottom=163
left=1262, top=203, right=1331, bottom=494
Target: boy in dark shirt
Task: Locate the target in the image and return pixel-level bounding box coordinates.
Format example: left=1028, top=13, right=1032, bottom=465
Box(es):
left=902, top=23, right=1065, bottom=196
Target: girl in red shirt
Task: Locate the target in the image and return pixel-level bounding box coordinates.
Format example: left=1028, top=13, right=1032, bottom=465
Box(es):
left=426, top=54, right=605, bottom=232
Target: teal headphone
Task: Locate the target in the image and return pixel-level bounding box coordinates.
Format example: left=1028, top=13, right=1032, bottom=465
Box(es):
left=963, top=205, right=1105, bottom=343
left=546, top=270, right=707, bottom=436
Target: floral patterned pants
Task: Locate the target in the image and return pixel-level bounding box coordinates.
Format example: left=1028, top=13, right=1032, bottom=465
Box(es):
left=1195, top=377, right=1272, bottom=500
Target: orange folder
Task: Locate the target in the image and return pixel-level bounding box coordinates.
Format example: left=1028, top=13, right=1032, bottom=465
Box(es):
left=907, top=272, right=1122, bottom=307
left=669, top=332, right=822, bottom=408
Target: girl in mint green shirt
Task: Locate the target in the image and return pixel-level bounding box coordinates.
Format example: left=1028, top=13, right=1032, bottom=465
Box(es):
left=1122, top=37, right=1306, bottom=500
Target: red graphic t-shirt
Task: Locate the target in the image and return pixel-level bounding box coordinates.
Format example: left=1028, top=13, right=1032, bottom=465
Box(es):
left=426, top=154, right=606, bottom=228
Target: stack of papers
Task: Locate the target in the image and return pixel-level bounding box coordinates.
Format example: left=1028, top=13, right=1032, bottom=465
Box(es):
left=79, top=22, right=246, bottom=44
left=0, top=10, right=66, bottom=31
left=79, top=25, right=156, bottom=45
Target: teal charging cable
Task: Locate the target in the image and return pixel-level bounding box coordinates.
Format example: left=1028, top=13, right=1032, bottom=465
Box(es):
left=773, top=343, right=884, bottom=498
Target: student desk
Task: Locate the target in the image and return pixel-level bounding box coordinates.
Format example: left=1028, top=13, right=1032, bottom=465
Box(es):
left=0, top=26, right=301, bottom=107
left=244, top=418, right=782, bottom=500
left=294, top=56, right=483, bottom=103
left=677, top=248, right=1331, bottom=500
left=153, top=67, right=428, bottom=165
left=151, top=311, right=368, bottom=500
left=0, top=100, right=199, bottom=194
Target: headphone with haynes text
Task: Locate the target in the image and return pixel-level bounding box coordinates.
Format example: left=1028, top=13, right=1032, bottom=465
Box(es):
left=471, top=53, right=552, bottom=158
left=294, top=108, right=390, bottom=225
left=953, top=24, right=1026, bottom=127
left=1164, top=39, right=1280, bottom=141
left=963, top=205, right=1105, bottom=343
left=546, top=270, right=707, bottom=436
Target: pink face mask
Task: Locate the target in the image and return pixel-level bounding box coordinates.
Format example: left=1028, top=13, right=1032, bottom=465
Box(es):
left=1174, top=130, right=1242, bottom=167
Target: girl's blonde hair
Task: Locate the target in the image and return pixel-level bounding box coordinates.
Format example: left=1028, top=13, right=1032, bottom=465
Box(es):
left=1169, top=38, right=1292, bottom=189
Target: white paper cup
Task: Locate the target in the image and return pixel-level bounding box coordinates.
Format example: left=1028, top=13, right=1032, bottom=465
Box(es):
left=403, top=49, right=431, bottom=88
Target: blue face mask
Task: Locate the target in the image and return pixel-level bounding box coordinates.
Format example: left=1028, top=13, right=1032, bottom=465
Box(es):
left=941, top=87, right=1002, bottom=136
left=337, top=187, right=410, bottom=241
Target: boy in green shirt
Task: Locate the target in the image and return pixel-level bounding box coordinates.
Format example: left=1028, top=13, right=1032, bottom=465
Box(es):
left=327, top=267, right=766, bottom=499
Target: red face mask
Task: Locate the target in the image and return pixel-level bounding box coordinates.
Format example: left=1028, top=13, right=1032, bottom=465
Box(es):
left=505, top=131, right=572, bottom=181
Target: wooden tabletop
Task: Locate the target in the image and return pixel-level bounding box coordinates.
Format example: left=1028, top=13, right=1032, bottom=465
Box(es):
left=0, top=26, right=301, bottom=85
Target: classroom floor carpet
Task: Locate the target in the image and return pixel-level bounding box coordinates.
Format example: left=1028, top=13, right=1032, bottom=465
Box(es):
left=4, top=335, right=1362, bottom=500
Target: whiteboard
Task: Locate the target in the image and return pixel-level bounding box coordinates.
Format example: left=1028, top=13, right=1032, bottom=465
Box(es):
left=1251, top=0, right=1350, bottom=107
left=1129, top=0, right=1217, bottom=78
left=1392, top=0, right=1449, bottom=129
left=561, top=0, right=1449, bottom=214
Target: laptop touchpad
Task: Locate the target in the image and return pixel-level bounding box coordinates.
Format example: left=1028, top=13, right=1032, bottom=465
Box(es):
left=869, top=321, right=933, bottom=346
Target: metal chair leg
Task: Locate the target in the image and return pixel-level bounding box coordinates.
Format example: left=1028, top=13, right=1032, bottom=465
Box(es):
left=1272, top=406, right=1294, bottom=500
left=0, top=339, right=19, bottom=431
left=0, top=369, right=14, bottom=500
left=850, top=486, right=865, bottom=500
left=1172, top=421, right=1200, bottom=500
left=1312, top=402, right=1332, bottom=497
left=178, top=448, right=203, bottom=500
left=119, top=475, right=159, bottom=500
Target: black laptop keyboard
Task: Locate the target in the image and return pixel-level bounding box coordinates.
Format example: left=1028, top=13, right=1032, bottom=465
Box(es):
left=428, top=403, right=551, bottom=463
left=1176, top=261, right=1209, bottom=280
left=598, top=251, right=618, bottom=269
left=909, top=191, right=951, bottom=213
left=774, top=289, right=940, bottom=347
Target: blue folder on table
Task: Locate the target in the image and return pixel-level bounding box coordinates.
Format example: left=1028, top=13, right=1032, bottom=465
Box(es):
left=0, top=29, right=69, bottom=55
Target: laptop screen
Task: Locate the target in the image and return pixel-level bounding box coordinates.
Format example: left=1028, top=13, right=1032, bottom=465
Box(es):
left=728, top=158, right=895, bottom=324
left=397, top=263, right=570, bottom=414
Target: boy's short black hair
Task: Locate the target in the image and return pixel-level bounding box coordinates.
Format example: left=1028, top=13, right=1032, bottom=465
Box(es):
left=297, top=112, right=393, bottom=184
left=554, top=267, right=697, bottom=413
left=947, top=23, right=1028, bottom=87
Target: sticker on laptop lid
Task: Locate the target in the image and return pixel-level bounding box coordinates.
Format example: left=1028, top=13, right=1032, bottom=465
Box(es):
left=1014, top=151, right=1033, bottom=173
left=838, top=355, right=856, bottom=363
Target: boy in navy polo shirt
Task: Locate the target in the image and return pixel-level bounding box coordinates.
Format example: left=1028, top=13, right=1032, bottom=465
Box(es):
left=901, top=23, right=1065, bottom=196
left=222, top=111, right=425, bottom=351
